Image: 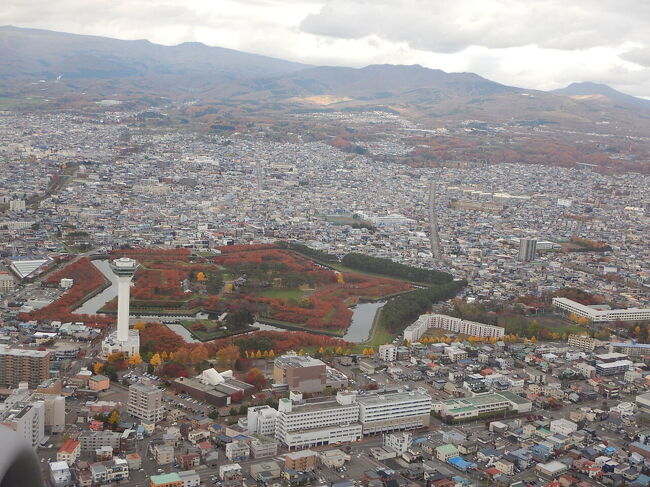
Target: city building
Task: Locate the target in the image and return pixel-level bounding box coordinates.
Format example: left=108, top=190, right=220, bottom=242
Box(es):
left=595, top=360, right=633, bottom=376
left=0, top=400, right=45, bottom=447
left=150, top=473, right=183, bottom=487
left=88, top=375, right=110, bottom=392
left=357, top=390, right=432, bottom=434
left=225, top=440, right=250, bottom=461
left=49, top=461, right=72, bottom=486
left=153, top=444, right=175, bottom=465
left=0, top=346, right=50, bottom=388
left=273, top=353, right=327, bottom=393
left=567, top=334, right=597, bottom=351
left=128, top=383, right=164, bottom=423
left=250, top=435, right=278, bottom=458
left=518, top=238, right=537, bottom=262
left=275, top=391, right=362, bottom=450
left=433, top=391, right=532, bottom=421
left=403, top=314, right=504, bottom=342
left=553, top=297, right=650, bottom=323
left=549, top=419, right=578, bottom=436
left=284, top=450, right=317, bottom=472
left=90, top=458, right=129, bottom=484
left=246, top=405, right=277, bottom=436
left=79, top=431, right=121, bottom=451
left=378, top=344, right=398, bottom=362
left=57, top=438, right=81, bottom=465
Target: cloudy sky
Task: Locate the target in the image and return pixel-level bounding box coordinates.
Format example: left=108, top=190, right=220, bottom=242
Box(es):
left=4, top=0, right=650, bottom=97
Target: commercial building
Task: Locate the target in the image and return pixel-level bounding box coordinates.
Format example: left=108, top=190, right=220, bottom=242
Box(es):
left=357, top=390, right=432, bottom=435
left=150, top=473, right=183, bottom=487
left=553, top=297, right=650, bottom=323
left=433, top=391, right=532, bottom=422
left=0, top=271, right=16, bottom=292
left=595, top=360, right=633, bottom=376
left=171, top=374, right=254, bottom=406
left=318, top=449, right=350, bottom=469
left=128, top=383, right=164, bottom=423
left=567, top=334, right=597, bottom=351
left=518, top=238, right=537, bottom=262
left=0, top=346, right=51, bottom=388
left=404, top=314, right=504, bottom=343
left=275, top=391, right=362, bottom=450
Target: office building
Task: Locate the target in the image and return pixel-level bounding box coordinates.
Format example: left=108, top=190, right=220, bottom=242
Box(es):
left=0, top=346, right=50, bottom=388
left=518, top=238, right=537, bottom=262
left=275, top=391, right=362, bottom=450
left=357, top=391, right=432, bottom=434
left=128, top=383, right=164, bottom=422
left=403, top=314, right=504, bottom=342
left=553, top=297, right=650, bottom=323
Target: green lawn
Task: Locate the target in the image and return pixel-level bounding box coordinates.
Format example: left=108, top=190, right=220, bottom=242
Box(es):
left=257, top=288, right=306, bottom=300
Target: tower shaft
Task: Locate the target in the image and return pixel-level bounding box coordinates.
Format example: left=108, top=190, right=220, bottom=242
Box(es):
left=116, top=276, right=131, bottom=342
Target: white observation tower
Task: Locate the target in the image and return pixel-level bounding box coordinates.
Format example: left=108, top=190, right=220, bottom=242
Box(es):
left=101, top=257, right=140, bottom=357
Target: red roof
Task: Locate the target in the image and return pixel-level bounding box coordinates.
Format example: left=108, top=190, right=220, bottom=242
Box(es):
left=58, top=439, right=80, bottom=454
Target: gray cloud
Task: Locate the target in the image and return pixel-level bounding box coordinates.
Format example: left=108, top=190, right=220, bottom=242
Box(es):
left=300, top=0, right=650, bottom=53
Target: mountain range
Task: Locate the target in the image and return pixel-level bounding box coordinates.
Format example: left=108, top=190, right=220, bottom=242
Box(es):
left=1, top=25, right=649, bottom=136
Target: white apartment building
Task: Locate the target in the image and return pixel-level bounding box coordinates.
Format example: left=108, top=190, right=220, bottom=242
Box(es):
left=357, top=391, right=432, bottom=434
left=553, top=297, right=650, bottom=323
left=404, top=314, right=504, bottom=342
left=275, top=391, right=362, bottom=450
left=378, top=344, right=398, bottom=362
left=0, top=400, right=45, bottom=447
left=128, top=383, right=164, bottom=423
left=247, top=405, right=278, bottom=436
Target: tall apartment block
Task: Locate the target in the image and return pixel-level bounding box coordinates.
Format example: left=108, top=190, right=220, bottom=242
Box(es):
left=518, top=238, right=537, bottom=262
left=0, top=347, right=51, bottom=388
left=127, top=383, right=164, bottom=423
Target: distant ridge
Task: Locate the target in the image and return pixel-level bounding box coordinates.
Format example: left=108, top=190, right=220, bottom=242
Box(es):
left=553, top=81, right=650, bottom=109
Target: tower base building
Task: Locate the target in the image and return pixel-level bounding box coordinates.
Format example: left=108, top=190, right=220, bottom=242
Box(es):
left=102, top=329, right=140, bottom=358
